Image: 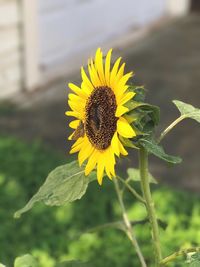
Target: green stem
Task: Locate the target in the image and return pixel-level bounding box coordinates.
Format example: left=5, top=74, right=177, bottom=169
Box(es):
left=113, top=178, right=147, bottom=267
left=117, top=176, right=145, bottom=204
left=158, top=116, right=185, bottom=143
left=139, top=147, right=162, bottom=266
left=160, top=247, right=200, bottom=266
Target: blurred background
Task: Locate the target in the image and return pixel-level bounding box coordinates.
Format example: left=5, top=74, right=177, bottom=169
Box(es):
left=0, top=0, right=200, bottom=266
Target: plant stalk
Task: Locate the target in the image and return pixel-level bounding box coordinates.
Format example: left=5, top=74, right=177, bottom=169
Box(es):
left=113, top=178, right=147, bottom=267
left=117, top=175, right=145, bottom=204
left=158, top=116, right=185, bottom=143
left=139, top=147, right=162, bottom=266
left=160, top=247, right=200, bottom=265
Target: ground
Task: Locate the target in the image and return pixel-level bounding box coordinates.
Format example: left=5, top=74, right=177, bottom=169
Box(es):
left=0, top=15, right=200, bottom=191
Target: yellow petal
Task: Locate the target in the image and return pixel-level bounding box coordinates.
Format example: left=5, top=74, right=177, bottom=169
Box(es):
left=115, top=72, right=133, bottom=93
left=112, top=62, right=126, bottom=90
left=72, top=136, right=84, bottom=148
left=70, top=136, right=85, bottom=153
left=95, top=48, right=105, bottom=84
left=111, top=132, right=120, bottom=156
left=81, top=67, right=94, bottom=91
left=117, top=117, right=136, bottom=138
left=68, top=133, right=74, bottom=140
left=68, top=83, right=88, bottom=98
left=105, top=167, right=112, bottom=179
left=105, top=148, right=116, bottom=178
left=115, top=71, right=134, bottom=101
left=65, top=111, right=82, bottom=120
left=68, top=93, right=86, bottom=104
left=70, top=142, right=83, bottom=154
left=115, top=86, right=129, bottom=104
left=81, top=82, right=92, bottom=95
left=88, top=59, right=101, bottom=87
left=119, top=92, right=135, bottom=106
left=109, top=150, right=116, bottom=176
left=97, top=153, right=105, bottom=185
left=69, top=120, right=80, bottom=129
left=118, top=139, right=128, bottom=156
left=68, top=100, right=84, bottom=114
left=115, top=105, right=129, bottom=117
left=110, top=57, right=121, bottom=89
left=78, top=138, right=94, bottom=166
left=116, top=63, right=125, bottom=81
left=105, top=162, right=112, bottom=179
left=108, top=161, right=116, bottom=177
left=85, top=150, right=99, bottom=176
left=105, top=49, right=112, bottom=86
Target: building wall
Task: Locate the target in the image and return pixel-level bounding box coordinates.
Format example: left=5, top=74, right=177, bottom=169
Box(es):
left=0, top=0, right=22, bottom=99
left=36, top=0, right=191, bottom=84
left=38, top=0, right=169, bottom=80
left=0, top=0, right=191, bottom=99
left=167, top=0, right=191, bottom=15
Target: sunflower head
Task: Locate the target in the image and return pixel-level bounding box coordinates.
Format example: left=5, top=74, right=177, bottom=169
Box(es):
left=66, top=48, right=137, bottom=185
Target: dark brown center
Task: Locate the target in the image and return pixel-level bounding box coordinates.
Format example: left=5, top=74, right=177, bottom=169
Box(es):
left=85, top=86, right=117, bottom=150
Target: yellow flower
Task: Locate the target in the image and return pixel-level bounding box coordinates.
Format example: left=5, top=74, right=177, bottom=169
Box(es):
left=66, top=48, right=136, bottom=185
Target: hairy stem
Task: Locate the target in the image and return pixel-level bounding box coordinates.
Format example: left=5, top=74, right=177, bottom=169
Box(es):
left=158, top=116, right=185, bottom=143
left=160, top=247, right=200, bottom=265
left=139, top=147, right=162, bottom=266
left=113, top=178, right=147, bottom=267
left=117, top=176, right=145, bottom=204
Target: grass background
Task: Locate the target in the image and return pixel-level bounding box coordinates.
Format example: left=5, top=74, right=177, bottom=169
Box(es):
left=0, top=136, right=199, bottom=267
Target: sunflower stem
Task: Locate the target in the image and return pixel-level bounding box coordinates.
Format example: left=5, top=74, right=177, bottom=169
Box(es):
left=117, top=176, right=146, bottom=204
left=160, top=247, right=200, bottom=266
left=113, top=178, right=147, bottom=267
left=158, top=116, right=185, bottom=143
left=139, top=147, right=162, bottom=266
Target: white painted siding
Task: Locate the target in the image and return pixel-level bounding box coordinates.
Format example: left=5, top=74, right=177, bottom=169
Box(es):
left=0, top=0, right=191, bottom=98
left=0, top=0, right=22, bottom=99
left=38, top=0, right=169, bottom=79
left=167, top=0, right=191, bottom=16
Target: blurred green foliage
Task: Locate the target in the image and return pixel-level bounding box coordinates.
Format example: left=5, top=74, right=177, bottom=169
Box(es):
left=0, top=136, right=199, bottom=267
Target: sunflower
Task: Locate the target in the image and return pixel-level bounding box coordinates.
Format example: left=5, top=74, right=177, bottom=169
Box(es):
left=66, top=48, right=136, bottom=185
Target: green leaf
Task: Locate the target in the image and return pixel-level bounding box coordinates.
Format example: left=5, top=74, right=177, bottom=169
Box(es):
left=119, top=136, right=139, bottom=149
left=56, top=261, right=90, bottom=267
left=0, top=264, right=6, bottom=267
left=125, top=100, right=144, bottom=111
left=127, top=168, right=157, bottom=184
left=173, top=100, right=200, bottom=123
left=14, top=161, right=95, bottom=218
left=188, top=252, right=200, bottom=267
left=139, top=137, right=182, bottom=164
left=125, top=101, right=159, bottom=122
left=143, top=105, right=160, bottom=126
left=124, top=110, right=145, bottom=124
left=125, top=101, right=160, bottom=134
left=128, top=85, right=146, bottom=102
left=189, top=262, right=200, bottom=267
left=14, top=254, right=38, bottom=267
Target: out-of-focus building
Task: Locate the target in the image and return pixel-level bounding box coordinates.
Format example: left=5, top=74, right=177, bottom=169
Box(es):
left=0, top=0, right=193, bottom=99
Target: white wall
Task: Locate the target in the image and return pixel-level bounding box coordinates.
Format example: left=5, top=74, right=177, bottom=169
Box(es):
left=0, top=0, right=192, bottom=99
left=37, top=0, right=169, bottom=80
left=0, top=0, right=22, bottom=99
left=167, top=0, right=191, bottom=16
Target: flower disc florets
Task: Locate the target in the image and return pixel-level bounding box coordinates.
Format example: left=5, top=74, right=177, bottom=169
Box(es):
left=66, top=48, right=137, bottom=184
left=85, top=86, right=117, bottom=150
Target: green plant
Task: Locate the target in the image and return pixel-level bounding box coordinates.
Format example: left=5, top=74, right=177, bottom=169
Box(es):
left=14, top=95, right=200, bottom=266
left=2, top=48, right=200, bottom=266
left=0, top=136, right=199, bottom=266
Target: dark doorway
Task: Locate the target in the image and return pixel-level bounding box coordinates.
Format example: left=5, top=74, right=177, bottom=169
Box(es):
left=191, top=0, right=200, bottom=12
